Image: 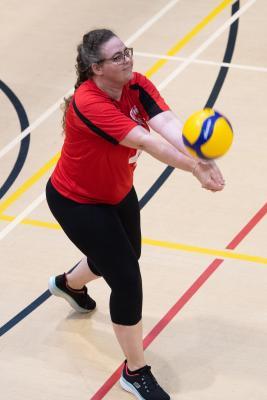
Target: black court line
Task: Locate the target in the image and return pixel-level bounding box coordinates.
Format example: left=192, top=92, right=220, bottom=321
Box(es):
left=0, top=1, right=239, bottom=337
left=138, top=0, right=239, bottom=209
left=0, top=80, right=30, bottom=199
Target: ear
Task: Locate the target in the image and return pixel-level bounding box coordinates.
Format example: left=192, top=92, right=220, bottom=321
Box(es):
left=91, top=62, right=104, bottom=76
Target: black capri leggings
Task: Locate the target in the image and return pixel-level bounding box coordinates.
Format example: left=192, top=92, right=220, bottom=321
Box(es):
left=46, top=179, right=142, bottom=326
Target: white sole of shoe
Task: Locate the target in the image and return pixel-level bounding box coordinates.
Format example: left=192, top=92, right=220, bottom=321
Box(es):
left=48, top=276, right=93, bottom=313
left=119, top=376, right=145, bottom=400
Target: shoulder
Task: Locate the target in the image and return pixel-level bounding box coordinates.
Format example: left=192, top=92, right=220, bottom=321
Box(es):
left=129, top=71, right=151, bottom=87
left=128, top=72, right=158, bottom=95
left=74, top=80, right=113, bottom=111
left=128, top=72, right=170, bottom=119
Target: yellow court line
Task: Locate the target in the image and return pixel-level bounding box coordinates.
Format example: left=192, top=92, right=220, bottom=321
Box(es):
left=0, top=152, right=60, bottom=215
left=0, top=0, right=232, bottom=215
left=142, top=238, right=267, bottom=266
left=0, top=214, right=60, bottom=230
left=146, top=0, right=233, bottom=77
left=0, top=212, right=266, bottom=266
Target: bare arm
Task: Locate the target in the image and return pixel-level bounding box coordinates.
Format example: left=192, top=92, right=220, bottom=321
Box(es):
left=121, top=126, right=196, bottom=172
left=120, top=126, right=225, bottom=192
left=148, top=110, right=191, bottom=156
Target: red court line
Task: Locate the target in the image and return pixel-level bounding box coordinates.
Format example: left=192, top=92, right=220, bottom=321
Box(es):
left=226, top=202, right=267, bottom=249
left=90, top=202, right=267, bottom=400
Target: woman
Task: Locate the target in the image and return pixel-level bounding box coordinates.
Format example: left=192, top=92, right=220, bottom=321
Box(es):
left=46, top=29, right=224, bottom=400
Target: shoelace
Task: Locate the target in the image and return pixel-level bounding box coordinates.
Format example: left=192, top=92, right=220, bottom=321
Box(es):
left=139, top=366, right=159, bottom=392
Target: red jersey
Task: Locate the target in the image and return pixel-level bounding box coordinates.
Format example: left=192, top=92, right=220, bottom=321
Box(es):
left=51, top=72, right=169, bottom=204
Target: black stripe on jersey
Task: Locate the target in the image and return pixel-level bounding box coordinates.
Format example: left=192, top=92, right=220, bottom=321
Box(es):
left=72, top=98, right=118, bottom=145
left=130, top=83, right=164, bottom=119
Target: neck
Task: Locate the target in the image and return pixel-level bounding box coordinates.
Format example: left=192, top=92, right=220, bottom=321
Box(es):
left=93, top=76, right=123, bottom=101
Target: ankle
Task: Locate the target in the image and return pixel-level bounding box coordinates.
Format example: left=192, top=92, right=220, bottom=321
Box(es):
left=65, top=273, right=84, bottom=290
left=126, top=361, right=146, bottom=372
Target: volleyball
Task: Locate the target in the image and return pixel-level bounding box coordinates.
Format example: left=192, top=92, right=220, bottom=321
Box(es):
left=182, top=108, right=233, bottom=160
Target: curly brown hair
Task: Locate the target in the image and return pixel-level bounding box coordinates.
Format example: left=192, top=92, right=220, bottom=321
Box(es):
left=62, top=29, right=116, bottom=130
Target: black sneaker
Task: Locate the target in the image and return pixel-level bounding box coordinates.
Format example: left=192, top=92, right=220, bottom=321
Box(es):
left=48, top=273, right=96, bottom=313
left=120, top=360, right=170, bottom=400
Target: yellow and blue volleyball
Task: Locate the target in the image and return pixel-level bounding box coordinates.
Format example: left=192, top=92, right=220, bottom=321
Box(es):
left=182, top=108, right=233, bottom=160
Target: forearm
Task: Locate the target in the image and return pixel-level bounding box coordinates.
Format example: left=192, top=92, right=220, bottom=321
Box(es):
left=140, top=134, right=196, bottom=172
left=148, top=110, right=194, bottom=157
left=120, top=125, right=224, bottom=192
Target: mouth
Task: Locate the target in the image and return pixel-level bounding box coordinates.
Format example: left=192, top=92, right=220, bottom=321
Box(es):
left=123, top=61, right=133, bottom=71
left=123, top=66, right=133, bottom=73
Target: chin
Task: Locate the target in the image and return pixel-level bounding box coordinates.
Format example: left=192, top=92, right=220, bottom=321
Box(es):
left=127, top=71, right=133, bottom=80
left=123, top=69, right=133, bottom=83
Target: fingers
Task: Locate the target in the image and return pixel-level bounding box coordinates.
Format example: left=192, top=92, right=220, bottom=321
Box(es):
left=201, top=162, right=225, bottom=186
left=193, top=161, right=225, bottom=192
left=211, top=172, right=225, bottom=187
left=202, top=184, right=224, bottom=192
left=202, top=176, right=224, bottom=192
left=212, top=166, right=225, bottom=185
left=202, top=181, right=224, bottom=192
left=210, top=161, right=225, bottom=185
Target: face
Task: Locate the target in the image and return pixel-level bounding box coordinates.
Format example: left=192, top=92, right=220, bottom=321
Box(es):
left=97, top=36, right=134, bottom=85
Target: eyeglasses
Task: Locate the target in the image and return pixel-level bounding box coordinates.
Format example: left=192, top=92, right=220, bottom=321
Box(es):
left=97, top=47, right=133, bottom=65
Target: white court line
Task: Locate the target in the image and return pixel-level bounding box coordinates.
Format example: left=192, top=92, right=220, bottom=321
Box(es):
left=0, top=0, right=256, bottom=242
left=135, top=51, right=267, bottom=73
left=158, top=0, right=257, bottom=91
left=125, top=0, right=181, bottom=46
left=0, top=88, right=74, bottom=161
left=0, top=0, right=181, bottom=161
left=0, top=192, right=45, bottom=241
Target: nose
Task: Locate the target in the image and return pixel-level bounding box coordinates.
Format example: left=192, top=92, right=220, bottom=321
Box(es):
left=124, top=53, right=133, bottom=66
left=123, top=54, right=131, bottom=63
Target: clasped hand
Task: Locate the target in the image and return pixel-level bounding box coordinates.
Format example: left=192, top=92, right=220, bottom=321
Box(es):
left=193, top=160, right=225, bottom=192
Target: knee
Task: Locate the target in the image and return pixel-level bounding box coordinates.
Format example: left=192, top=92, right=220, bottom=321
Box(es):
left=133, top=237, right=141, bottom=260
left=109, top=267, right=143, bottom=325
left=135, top=245, right=141, bottom=260
left=87, top=257, right=102, bottom=276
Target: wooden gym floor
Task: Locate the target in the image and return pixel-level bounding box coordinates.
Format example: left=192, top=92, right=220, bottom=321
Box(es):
left=0, top=0, right=266, bottom=399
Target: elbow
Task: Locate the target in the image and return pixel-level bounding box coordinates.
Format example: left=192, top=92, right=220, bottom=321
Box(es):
left=138, top=133, right=150, bottom=152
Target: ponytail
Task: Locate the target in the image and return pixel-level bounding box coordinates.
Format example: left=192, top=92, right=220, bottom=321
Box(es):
left=62, top=29, right=116, bottom=131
